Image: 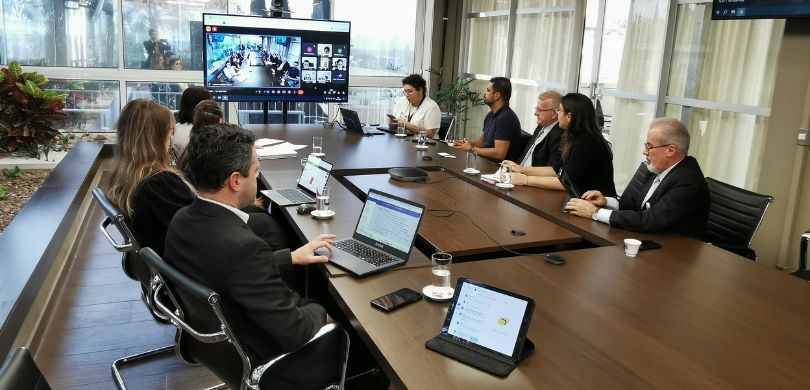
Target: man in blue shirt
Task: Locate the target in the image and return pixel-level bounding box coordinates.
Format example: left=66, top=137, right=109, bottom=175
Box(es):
left=452, top=77, right=523, bottom=162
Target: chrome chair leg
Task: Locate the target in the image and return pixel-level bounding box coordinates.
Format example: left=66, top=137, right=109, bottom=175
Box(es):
left=111, top=344, right=174, bottom=390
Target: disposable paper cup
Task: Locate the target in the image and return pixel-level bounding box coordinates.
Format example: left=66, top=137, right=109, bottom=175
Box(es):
left=624, top=238, right=642, bottom=257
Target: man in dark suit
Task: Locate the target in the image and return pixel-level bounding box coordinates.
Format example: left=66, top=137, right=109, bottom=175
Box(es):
left=516, top=90, right=564, bottom=170
left=164, top=123, right=337, bottom=385
left=565, top=118, right=709, bottom=238
left=142, top=28, right=171, bottom=69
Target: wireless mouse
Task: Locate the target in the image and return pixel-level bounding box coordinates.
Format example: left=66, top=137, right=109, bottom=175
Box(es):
left=296, top=204, right=316, bottom=214
left=543, top=254, right=566, bottom=266
left=422, top=155, right=433, bottom=161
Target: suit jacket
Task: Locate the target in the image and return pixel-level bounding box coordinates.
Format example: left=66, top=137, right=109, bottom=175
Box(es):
left=518, top=123, right=563, bottom=170
left=610, top=156, right=709, bottom=238
left=164, top=198, right=326, bottom=361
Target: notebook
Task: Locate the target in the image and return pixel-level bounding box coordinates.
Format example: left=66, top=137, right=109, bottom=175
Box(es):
left=558, top=168, right=581, bottom=211
left=426, top=277, right=535, bottom=377
left=339, top=107, right=384, bottom=135
left=325, top=189, right=425, bottom=277
left=263, top=155, right=332, bottom=206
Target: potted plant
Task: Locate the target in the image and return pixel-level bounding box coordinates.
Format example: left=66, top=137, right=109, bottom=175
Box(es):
left=0, top=61, right=69, bottom=160
left=427, top=67, right=485, bottom=140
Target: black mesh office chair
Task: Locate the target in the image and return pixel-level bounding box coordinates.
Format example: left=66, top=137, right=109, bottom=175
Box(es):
left=791, top=230, right=810, bottom=281
left=438, top=114, right=455, bottom=141
left=140, top=247, right=350, bottom=390
left=704, top=178, right=774, bottom=260
left=91, top=188, right=175, bottom=389
left=0, top=347, right=51, bottom=390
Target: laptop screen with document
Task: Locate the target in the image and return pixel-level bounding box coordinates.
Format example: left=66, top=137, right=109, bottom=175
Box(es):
left=354, top=189, right=424, bottom=255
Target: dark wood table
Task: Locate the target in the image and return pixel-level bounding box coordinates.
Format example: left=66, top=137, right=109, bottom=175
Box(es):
left=249, top=124, right=810, bottom=389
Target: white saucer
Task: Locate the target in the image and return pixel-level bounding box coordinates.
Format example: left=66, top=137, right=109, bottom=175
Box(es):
left=422, top=285, right=454, bottom=302
left=415, top=144, right=429, bottom=149
left=310, top=209, right=335, bottom=219
left=496, top=182, right=515, bottom=190
left=311, top=152, right=326, bottom=157
left=394, top=133, right=408, bottom=138
left=462, top=168, right=480, bottom=175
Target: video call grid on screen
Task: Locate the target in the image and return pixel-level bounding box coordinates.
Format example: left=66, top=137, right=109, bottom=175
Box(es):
left=203, top=13, right=350, bottom=102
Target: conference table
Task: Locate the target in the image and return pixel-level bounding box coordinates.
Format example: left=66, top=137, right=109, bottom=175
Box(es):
left=252, top=124, right=810, bottom=389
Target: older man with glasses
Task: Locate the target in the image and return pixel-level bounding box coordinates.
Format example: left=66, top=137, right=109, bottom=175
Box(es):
left=516, top=90, right=564, bottom=169
left=565, top=117, right=710, bottom=238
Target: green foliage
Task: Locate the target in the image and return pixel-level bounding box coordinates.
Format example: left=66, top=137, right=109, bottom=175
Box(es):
left=2, top=165, right=21, bottom=178
left=0, top=61, right=68, bottom=156
left=427, top=67, right=485, bottom=117
left=0, top=185, right=7, bottom=200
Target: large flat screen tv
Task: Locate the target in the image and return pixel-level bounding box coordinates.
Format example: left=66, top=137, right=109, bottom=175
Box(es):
left=202, top=13, right=350, bottom=102
left=712, top=0, right=810, bottom=20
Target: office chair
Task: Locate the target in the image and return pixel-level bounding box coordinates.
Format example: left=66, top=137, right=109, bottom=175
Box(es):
left=438, top=114, right=455, bottom=141
left=140, top=247, right=350, bottom=390
left=791, top=229, right=810, bottom=281
left=90, top=188, right=175, bottom=389
left=704, top=178, right=774, bottom=260
left=0, top=347, right=51, bottom=390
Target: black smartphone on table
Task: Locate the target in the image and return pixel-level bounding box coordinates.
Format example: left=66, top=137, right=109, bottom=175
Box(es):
left=639, top=240, right=662, bottom=251
left=371, top=288, right=422, bottom=312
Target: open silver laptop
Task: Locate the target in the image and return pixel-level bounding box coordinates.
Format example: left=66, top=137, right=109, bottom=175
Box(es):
left=264, top=155, right=332, bottom=206
left=326, top=189, right=426, bottom=277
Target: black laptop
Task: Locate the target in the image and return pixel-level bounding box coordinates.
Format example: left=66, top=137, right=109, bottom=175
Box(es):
left=339, top=107, right=383, bottom=135
left=325, top=189, right=425, bottom=277
left=263, top=155, right=332, bottom=206
left=426, top=277, right=535, bottom=376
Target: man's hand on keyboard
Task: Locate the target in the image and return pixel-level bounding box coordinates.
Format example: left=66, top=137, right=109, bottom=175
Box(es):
left=292, top=234, right=336, bottom=265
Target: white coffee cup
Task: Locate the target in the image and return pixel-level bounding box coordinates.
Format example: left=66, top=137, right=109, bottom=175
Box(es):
left=624, top=238, right=642, bottom=257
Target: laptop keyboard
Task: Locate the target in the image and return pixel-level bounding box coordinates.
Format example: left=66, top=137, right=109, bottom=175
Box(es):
left=277, top=188, right=313, bottom=204
left=334, top=240, right=401, bottom=266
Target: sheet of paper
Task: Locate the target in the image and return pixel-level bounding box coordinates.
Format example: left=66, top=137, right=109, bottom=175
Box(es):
left=255, top=138, right=284, bottom=147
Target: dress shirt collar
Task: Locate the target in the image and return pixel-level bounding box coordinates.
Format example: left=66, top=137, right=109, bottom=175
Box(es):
left=198, top=196, right=249, bottom=224
left=656, top=157, right=684, bottom=183
left=541, top=120, right=558, bottom=134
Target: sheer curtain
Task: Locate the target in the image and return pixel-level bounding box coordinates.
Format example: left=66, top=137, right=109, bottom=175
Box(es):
left=666, top=3, right=783, bottom=188
left=607, top=0, right=669, bottom=190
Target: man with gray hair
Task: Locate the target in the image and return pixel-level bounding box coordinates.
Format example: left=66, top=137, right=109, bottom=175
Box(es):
left=516, top=90, right=564, bottom=168
left=565, top=117, right=709, bottom=238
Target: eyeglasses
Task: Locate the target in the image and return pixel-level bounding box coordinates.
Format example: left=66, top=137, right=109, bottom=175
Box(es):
left=643, top=142, right=672, bottom=151
left=534, top=107, right=556, bottom=113
left=403, top=88, right=417, bottom=95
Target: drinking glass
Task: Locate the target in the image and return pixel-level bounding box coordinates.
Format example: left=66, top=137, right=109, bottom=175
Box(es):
left=300, top=157, right=308, bottom=170
left=312, top=136, right=323, bottom=155
left=417, top=128, right=427, bottom=148
left=396, top=115, right=407, bottom=136
left=500, top=162, right=511, bottom=185
left=465, top=149, right=478, bottom=172
left=429, top=252, right=453, bottom=299
left=316, top=186, right=330, bottom=212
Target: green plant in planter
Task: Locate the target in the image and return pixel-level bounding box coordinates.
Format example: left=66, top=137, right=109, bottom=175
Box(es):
left=0, top=61, right=69, bottom=158
left=2, top=165, right=21, bottom=178
left=427, top=67, right=485, bottom=118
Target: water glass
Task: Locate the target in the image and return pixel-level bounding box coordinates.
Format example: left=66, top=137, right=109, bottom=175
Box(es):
left=465, top=149, right=477, bottom=171
left=312, top=136, right=323, bottom=155
left=300, top=157, right=308, bottom=170
left=316, top=186, right=330, bottom=212
left=430, top=252, right=453, bottom=292
left=500, top=162, right=511, bottom=185
left=417, top=129, right=427, bottom=148
left=396, top=121, right=406, bottom=136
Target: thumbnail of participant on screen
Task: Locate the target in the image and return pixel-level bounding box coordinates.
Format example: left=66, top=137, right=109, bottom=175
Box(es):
left=282, top=60, right=301, bottom=87
left=303, top=43, right=317, bottom=56
left=319, top=57, right=331, bottom=70
left=318, top=44, right=332, bottom=57
left=332, top=58, right=346, bottom=71
left=332, top=71, right=347, bottom=84
left=302, top=70, right=316, bottom=83
left=332, top=44, right=347, bottom=57
left=302, top=57, right=316, bottom=70
left=317, top=71, right=331, bottom=83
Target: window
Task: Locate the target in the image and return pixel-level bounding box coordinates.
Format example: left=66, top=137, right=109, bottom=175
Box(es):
left=46, top=79, right=121, bottom=132
left=0, top=0, right=119, bottom=67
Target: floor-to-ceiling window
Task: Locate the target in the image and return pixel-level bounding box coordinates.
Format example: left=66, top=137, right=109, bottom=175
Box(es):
left=0, top=0, right=427, bottom=131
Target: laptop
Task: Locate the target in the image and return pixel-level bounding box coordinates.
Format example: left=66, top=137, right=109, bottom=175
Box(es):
left=339, top=107, right=384, bottom=135
left=558, top=168, right=581, bottom=211
left=426, top=277, right=535, bottom=377
left=264, top=155, right=332, bottom=206
left=326, top=189, right=426, bottom=277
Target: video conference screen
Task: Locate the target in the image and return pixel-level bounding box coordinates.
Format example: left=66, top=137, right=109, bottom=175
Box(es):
left=712, top=0, right=810, bottom=19
left=202, top=13, right=350, bottom=102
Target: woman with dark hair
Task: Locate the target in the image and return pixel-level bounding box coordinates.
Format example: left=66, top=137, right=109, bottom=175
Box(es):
left=388, top=73, right=441, bottom=138
left=175, top=100, right=224, bottom=173
left=172, top=86, right=211, bottom=154
left=108, top=99, right=291, bottom=256
left=505, top=92, right=616, bottom=197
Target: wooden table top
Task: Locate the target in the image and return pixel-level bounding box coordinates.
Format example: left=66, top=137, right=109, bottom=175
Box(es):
left=249, top=124, right=810, bottom=388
